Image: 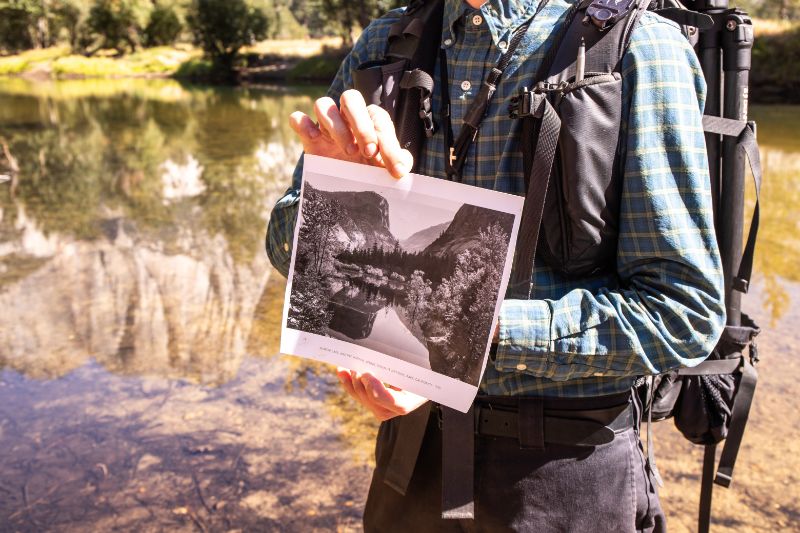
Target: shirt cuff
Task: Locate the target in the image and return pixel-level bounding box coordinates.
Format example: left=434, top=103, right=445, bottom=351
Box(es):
left=494, top=298, right=552, bottom=376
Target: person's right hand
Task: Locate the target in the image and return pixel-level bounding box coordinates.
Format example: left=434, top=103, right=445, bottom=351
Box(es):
left=289, top=89, right=414, bottom=179
left=337, top=367, right=428, bottom=422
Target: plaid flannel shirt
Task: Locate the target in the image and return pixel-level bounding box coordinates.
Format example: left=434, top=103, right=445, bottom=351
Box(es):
left=266, top=0, right=726, bottom=397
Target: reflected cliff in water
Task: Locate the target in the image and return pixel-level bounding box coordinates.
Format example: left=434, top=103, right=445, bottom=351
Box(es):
left=0, top=79, right=307, bottom=383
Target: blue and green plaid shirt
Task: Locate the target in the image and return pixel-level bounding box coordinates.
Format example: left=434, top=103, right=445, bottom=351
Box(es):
left=266, top=0, right=726, bottom=398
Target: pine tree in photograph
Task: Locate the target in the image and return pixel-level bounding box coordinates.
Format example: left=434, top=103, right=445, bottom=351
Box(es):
left=297, top=187, right=343, bottom=276
left=406, top=270, right=432, bottom=321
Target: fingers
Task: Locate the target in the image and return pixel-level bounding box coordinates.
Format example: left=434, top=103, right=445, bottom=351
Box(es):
left=337, top=369, right=413, bottom=421
left=339, top=90, right=378, bottom=159
left=337, top=369, right=395, bottom=420
left=288, top=111, right=321, bottom=143
left=367, top=105, right=413, bottom=178
left=314, top=97, right=358, bottom=156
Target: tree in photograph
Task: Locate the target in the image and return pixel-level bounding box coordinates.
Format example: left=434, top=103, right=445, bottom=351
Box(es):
left=186, top=0, right=268, bottom=77
left=287, top=271, right=333, bottom=335
left=428, top=223, right=509, bottom=380
left=296, top=187, right=343, bottom=276
left=406, top=270, right=432, bottom=321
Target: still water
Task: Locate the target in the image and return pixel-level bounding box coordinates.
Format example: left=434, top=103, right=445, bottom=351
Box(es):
left=0, top=78, right=797, bottom=531
left=327, top=278, right=431, bottom=369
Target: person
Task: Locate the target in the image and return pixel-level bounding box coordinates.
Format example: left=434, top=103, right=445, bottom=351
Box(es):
left=266, top=0, right=726, bottom=530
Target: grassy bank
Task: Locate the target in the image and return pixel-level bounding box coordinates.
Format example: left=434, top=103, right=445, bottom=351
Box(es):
left=0, top=23, right=797, bottom=98
left=0, top=37, right=345, bottom=83
left=751, top=19, right=800, bottom=103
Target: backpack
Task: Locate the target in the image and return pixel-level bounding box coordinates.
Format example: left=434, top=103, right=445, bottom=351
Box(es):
left=354, top=1, right=763, bottom=531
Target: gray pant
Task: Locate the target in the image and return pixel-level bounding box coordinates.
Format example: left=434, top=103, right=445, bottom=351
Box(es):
left=364, top=403, right=666, bottom=532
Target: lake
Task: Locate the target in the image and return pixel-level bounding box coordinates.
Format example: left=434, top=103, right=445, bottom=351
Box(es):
left=0, top=77, right=797, bottom=531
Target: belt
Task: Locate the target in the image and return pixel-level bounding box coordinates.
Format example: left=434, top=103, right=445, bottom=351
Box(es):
left=380, top=393, right=636, bottom=521
left=473, top=400, right=634, bottom=446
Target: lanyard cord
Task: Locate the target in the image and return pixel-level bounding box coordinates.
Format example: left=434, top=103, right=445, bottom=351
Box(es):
left=437, top=0, right=592, bottom=183
left=439, top=0, right=552, bottom=182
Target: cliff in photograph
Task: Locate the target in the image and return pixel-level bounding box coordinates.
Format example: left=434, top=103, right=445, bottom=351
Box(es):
left=306, top=183, right=397, bottom=250
left=423, top=204, right=515, bottom=257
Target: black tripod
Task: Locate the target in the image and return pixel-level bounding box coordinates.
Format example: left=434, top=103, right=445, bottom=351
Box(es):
left=690, top=2, right=756, bottom=531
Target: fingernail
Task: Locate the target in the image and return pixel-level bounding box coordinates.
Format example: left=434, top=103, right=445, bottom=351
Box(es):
left=364, top=142, right=377, bottom=157
left=308, top=127, right=320, bottom=139
left=393, top=162, right=408, bottom=177
left=346, top=144, right=358, bottom=155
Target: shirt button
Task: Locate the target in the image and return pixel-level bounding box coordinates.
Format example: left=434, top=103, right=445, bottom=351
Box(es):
left=472, top=14, right=483, bottom=26
left=460, top=80, right=472, bottom=91
left=443, top=38, right=453, bottom=46
left=283, top=242, right=289, bottom=252
left=515, top=363, right=527, bottom=371
left=498, top=41, right=508, bottom=51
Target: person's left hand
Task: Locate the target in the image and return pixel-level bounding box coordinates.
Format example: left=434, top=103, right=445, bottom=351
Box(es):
left=337, top=368, right=428, bottom=421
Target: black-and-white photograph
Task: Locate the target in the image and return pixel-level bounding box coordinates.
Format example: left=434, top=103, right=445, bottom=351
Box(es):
left=286, top=171, right=515, bottom=387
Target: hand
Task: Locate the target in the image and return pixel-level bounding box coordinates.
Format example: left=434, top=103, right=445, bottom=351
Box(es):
left=289, top=89, right=414, bottom=179
left=337, top=367, right=428, bottom=421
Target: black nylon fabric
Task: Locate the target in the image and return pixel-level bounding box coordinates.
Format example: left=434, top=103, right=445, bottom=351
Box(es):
left=647, top=313, right=760, bottom=447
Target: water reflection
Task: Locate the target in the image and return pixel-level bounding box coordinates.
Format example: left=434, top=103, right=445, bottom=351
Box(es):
left=0, top=79, right=376, bottom=530
left=747, top=105, right=800, bottom=324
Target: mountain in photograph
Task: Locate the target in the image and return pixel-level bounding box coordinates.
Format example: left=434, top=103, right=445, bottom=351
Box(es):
left=423, top=204, right=515, bottom=257
left=400, top=222, right=450, bottom=253
left=305, top=183, right=397, bottom=250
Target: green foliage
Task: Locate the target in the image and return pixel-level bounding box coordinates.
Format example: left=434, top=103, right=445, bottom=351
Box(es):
left=0, top=0, right=42, bottom=52
left=143, top=3, right=182, bottom=47
left=86, top=0, right=149, bottom=54
left=736, top=0, right=800, bottom=19
left=267, top=3, right=307, bottom=39
left=287, top=50, right=345, bottom=81
left=752, top=22, right=800, bottom=102
left=186, top=0, right=268, bottom=74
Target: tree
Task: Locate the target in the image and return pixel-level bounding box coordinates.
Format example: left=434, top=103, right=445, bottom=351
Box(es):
left=406, top=270, right=432, bottom=321
left=186, top=0, right=268, bottom=77
left=427, top=223, right=510, bottom=377
left=143, top=2, right=181, bottom=47
left=86, top=0, right=149, bottom=54
left=296, top=187, right=343, bottom=276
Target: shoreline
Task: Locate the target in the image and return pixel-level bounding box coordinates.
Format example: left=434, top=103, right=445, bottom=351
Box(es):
left=0, top=21, right=797, bottom=102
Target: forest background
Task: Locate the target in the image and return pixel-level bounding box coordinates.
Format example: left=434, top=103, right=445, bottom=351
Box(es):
left=0, top=0, right=798, bottom=100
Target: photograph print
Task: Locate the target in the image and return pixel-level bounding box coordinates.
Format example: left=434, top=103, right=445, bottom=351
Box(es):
left=285, top=161, right=516, bottom=388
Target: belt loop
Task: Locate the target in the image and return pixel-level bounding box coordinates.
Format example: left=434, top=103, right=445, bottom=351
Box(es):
left=518, top=398, right=545, bottom=449
left=441, top=406, right=475, bottom=520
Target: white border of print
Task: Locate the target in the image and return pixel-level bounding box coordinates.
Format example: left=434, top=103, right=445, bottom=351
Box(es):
left=280, top=155, right=524, bottom=413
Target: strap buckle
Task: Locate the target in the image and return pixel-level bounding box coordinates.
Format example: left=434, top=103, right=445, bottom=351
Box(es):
left=583, top=0, right=638, bottom=30
left=419, top=94, right=435, bottom=137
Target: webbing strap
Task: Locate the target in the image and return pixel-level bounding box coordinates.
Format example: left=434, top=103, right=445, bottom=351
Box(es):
left=715, top=354, right=758, bottom=487
left=441, top=406, right=475, bottom=519
left=399, top=69, right=434, bottom=92
left=653, top=7, right=714, bottom=29
left=677, top=358, right=741, bottom=376
left=646, top=376, right=664, bottom=487
left=382, top=403, right=431, bottom=495
left=702, top=116, right=762, bottom=294
left=508, top=96, right=560, bottom=298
